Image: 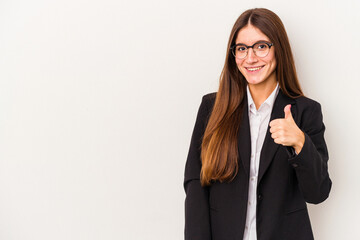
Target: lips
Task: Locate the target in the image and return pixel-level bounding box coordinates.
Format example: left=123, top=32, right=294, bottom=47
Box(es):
left=245, top=65, right=264, bottom=72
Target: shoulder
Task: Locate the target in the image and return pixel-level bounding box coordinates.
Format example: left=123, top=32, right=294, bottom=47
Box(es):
left=201, top=92, right=217, bottom=109
left=202, top=92, right=322, bottom=110
left=292, top=95, right=324, bottom=131
left=193, top=92, right=216, bottom=124
left=201, top=92, right=323, bottom=113
left=202, top=92, right=217, bottom=102
left=294, top=96, right=321, bottom=107
left=293, top=95, right=322, bottom=113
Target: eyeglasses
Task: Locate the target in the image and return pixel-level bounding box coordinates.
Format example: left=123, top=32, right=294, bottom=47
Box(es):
left=230, top=41, right=273, bottom=59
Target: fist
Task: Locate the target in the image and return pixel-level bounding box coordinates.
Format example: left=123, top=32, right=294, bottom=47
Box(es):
left=269, top=104, right=305, bottom=154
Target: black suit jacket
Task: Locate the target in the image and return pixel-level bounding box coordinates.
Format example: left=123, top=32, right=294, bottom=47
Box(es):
left=184, top=89, right=332, bottom=240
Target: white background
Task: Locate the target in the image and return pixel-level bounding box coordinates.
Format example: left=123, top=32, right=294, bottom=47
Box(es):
left=0, top=0, right=359, bottom=239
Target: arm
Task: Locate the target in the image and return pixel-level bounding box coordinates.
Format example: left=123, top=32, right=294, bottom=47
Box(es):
left=183, top=95, right=212, bottom=240
left=288, top=101, right=332, bottom=204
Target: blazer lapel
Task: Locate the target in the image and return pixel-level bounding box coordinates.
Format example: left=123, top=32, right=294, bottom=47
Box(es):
left=258, top=89, right=296, bottom=183
left=237, top=97, right=251, bottom=178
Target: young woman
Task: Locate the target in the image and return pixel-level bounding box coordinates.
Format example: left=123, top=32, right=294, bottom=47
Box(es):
left=184, top=8, right=331, bottom=240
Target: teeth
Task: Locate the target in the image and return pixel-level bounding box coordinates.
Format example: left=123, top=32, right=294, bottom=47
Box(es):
left=247, top=66, right=263, bottom=71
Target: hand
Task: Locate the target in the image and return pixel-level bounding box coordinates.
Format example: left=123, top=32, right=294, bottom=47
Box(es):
left=269, top=104, right=305, bottom=154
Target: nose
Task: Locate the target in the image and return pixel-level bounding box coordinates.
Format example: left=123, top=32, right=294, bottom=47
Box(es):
left=245, top=48, right=258, bottom=64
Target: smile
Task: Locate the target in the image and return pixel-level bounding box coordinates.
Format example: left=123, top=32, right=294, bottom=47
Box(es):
left=245, top=66, right=264, bottom=72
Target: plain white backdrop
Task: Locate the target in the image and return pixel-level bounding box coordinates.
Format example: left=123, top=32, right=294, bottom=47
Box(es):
left=0, top=0, right=359, bottom=239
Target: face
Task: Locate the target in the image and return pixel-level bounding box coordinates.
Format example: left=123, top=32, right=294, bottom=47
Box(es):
left=234, top=24, right=277, bottom=87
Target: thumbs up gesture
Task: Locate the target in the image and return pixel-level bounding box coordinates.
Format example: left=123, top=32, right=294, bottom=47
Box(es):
left=269, top=104, right=305, bottom=154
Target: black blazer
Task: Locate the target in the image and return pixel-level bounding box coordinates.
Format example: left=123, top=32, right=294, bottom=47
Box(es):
left=184, top=89, right=332, bottom=240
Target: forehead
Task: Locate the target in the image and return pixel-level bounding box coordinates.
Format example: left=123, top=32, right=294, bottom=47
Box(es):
left=235, top=24, right=270, bottom=45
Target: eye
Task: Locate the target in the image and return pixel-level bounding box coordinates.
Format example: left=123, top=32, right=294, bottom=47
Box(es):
left=255, top=43, right=268, bottom=51
left=236, top=45, right=247, bottom=52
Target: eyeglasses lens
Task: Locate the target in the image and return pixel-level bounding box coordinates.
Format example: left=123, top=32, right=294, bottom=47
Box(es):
left=233, top=43, right=270, bottom=59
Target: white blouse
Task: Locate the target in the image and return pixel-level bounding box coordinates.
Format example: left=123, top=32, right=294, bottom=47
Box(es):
left=243, top=82, right=280, bottom=240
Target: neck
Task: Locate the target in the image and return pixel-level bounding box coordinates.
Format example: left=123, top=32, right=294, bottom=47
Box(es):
left=248, top=77, right=277, bottom=110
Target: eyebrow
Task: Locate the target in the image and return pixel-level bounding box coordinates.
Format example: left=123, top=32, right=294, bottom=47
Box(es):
left=235, top=40, right=270, bottom=45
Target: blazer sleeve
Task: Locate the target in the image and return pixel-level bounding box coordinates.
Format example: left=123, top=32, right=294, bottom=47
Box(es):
left=288, top=101, right=332, bottom=204
left=183, top=95, right=212, bottom=240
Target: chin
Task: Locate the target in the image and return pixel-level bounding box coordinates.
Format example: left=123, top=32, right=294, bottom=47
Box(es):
left=245, top=77, right=264, bottom=85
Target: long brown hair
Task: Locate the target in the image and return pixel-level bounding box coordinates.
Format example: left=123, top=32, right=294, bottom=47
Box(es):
left=200, top=8, right=303, bottom=186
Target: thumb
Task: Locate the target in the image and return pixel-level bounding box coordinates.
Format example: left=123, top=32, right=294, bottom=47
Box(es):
left=284, top=104, right=293, bottom=120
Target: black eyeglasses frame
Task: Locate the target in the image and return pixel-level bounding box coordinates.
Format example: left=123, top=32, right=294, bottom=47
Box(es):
left=230, top=41, right=274, bottom=59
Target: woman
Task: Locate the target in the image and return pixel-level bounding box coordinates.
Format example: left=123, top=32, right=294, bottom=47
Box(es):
left=183, top=8, right=331, bottom=240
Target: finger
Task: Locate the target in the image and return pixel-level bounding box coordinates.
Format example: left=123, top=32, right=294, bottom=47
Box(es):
left=271, top=128, right=285, bottom=138
left=270, top=123, right=285, bottom=133
left=284, top=104, right=293, bottom=120
left=269, top=119, right=282, bottom=127
left=270, top=119, right=286, bottom=128
left=269, top=125, right=280, bottom=133
left=271, top=132, right=279, bottom=139
left=273, top=137, right=282, bottom=145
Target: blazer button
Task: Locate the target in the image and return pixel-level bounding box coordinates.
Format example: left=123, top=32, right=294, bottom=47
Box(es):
left=292, top=163, right=299, bottom=168
left=258, top=194, right=262, bottom=201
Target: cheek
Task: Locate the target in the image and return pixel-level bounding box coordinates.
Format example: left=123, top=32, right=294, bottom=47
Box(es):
left=263, top=55, right=276, bottom=71
left=267, top=52, right=277, bottom=68
left=270, top=58, right=277, bottom=71
left=235, top=59, right=244, bottom=70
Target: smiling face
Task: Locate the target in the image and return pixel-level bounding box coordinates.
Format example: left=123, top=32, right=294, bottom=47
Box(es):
left=235, top=24, right=277, bottom=88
